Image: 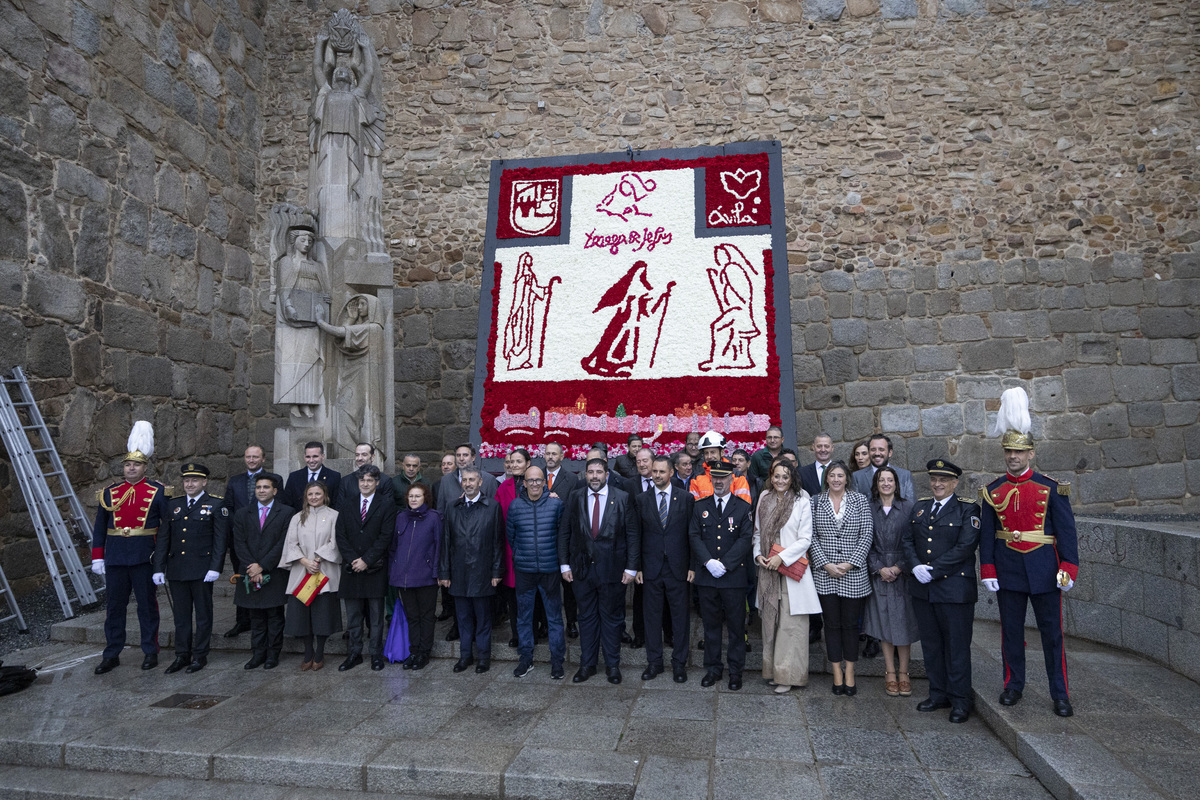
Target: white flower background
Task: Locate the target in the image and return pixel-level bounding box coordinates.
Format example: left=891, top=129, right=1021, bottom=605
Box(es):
left=492, top=167, right=772, bottom=383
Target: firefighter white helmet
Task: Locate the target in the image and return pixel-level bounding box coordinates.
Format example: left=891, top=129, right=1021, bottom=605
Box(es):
left=697, top=430, right=726, bottom=450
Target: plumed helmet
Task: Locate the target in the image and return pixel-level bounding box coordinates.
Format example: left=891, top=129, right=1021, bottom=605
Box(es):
left=124, top=420, right=155, bottom=463
left=993, top=387, right=1034, bottom=451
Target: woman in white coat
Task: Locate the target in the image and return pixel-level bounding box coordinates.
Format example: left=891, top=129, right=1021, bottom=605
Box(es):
left=753, top=461, right=822, bottom=693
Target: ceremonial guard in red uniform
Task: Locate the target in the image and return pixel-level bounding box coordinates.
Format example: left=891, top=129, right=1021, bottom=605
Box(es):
left=91, top=422, right=170, bottom=674
left=979, top=388, right=1079, bottom=717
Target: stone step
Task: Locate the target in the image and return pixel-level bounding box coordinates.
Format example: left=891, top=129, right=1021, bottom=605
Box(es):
left=50, top=601, right=928, bottom=677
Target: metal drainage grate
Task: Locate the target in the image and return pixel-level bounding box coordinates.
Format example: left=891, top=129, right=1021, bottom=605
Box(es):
left=149, top=693, right=230, bottom=710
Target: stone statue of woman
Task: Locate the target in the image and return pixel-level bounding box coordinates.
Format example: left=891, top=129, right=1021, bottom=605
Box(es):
left=271, top=204, right=329, bottom=420
left=317, top=294, right=385, bottom=458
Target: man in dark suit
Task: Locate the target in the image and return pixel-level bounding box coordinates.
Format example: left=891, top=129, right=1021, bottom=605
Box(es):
left=337, top=464, right=397, bottom=672
left=852, top=434, right=915, bottom=502
left=283, top=441, right=342, bottom=510
left=221, top=444, right=266, bottom=638
left=436, top=442, right=499, bottom=514
left=153, top=463, right=229, bottom=674
left=232, top=473, right=295, bottom=669
left=353, top=443, right=394, bottom=501
left=902, top=460, right=981, bottom=723
left=624, top=446, right=657, bottom=650
left=543, top=441, right=579, bottom=639
left=689, top=459, right=754, bottom=690
left=624, top=448, right=655, bottom=496
left=671, top=451, right=694, bottom=493
left=558, top=458, right=639, bottom=684
left=631, top=455, right=694, bottom=682
left=798, top=432, right=835, bottom=497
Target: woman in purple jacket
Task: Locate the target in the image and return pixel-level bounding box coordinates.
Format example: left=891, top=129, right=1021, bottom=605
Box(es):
left=390, top=483, right=442, bottom=670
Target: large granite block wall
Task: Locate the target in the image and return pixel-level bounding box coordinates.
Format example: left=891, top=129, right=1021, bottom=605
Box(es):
left=258, top=0, right=1198, bottom=511
left=0, top=0, right=267, bottom=592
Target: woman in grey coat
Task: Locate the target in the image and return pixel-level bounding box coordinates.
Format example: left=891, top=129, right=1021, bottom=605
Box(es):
left=863, top=466, right=920, bottom=698
left=809, top=461, right=873, bottom=696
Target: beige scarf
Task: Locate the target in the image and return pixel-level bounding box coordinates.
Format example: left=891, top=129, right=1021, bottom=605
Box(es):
left=757, top=490, right=796, bottom=636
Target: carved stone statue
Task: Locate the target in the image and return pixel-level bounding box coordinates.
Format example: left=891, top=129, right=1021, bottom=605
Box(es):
left=317, top=294, right=385, bottom=457
left=270, top=204, right=328, bottom=419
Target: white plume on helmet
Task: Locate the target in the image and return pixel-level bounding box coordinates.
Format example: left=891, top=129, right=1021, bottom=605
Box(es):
left=127, top=420, right=155, bottom=459
left=992, top=388, right=1031, bottom=438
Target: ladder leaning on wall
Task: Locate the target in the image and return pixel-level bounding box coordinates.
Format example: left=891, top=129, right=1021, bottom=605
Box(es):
left=0, top=367, right=98, bottom=620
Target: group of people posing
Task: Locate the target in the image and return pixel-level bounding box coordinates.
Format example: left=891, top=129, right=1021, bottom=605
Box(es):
left=91, top=387, right=1078, bottom=723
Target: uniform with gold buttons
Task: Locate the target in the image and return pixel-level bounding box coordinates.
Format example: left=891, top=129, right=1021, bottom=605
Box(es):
left=153, top=462, right=229, bottom=672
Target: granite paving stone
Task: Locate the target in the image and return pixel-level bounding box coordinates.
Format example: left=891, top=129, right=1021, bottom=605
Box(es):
left=617, top=717, right=716, bottom=758
left=906, top=730, right=1030, bottom=775
left=712, top=759, right=823, bottom=800
left=434, top=703, right=542, bottom=745
left=631, top=756, right=710, bottom=800
left=366, top=739, right=517, bottom=797
left=268, top=699, right=388, bottom=736
left=820, top=765, right=939, bottom=800
left=547, top=685, right=639, bottom=717
left=810, top=726, right=921, bottom=768
left=213, top=730, right=389, bottom=790
left=471, top=681, right=563, bottom=711
left=1130, top=753, right=1200, bottom=800
left=802, top=690, right=902, bottom=731
left=524, top=713, right=626, bottom=751
left=1016, top=732, right=1151, bottom=800
left=65, top=721, right=251, bottom=779
left=715, top=690, right=805, bottom=724
left=504, top=746, right=640, bottom=800
left=0, top=765, right=158, bottom=798
left=630, top=688, right=715, bottom=720
left=0, top=711, right=108, bottom=768
left=714, top=718, right=814, bottom=763
left=135, top=777, right=292, bottom=800
left=1071, top=714, right=1200, bottom=754
left=932, top=771, right=1056, bottom=800
left=348, top=703, right=461, bottom=738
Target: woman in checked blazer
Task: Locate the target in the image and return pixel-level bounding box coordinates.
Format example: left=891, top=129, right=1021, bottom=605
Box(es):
left=808, top=461, right=874, bottom=696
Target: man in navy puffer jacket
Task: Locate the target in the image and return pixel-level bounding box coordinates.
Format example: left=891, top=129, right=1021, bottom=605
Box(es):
left=506, top=466, right=566, bottom=679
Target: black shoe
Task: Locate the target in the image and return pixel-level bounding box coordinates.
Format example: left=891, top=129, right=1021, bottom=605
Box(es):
left=94, top=657, right=119, bottom=675
left=244, top=655, right=266, bottom=670
left=551, top=664, right=565, bottom=680
left=437, top=608, right=453, bottom=621
left=999, top=688, right=1023, bottom=706
left=263, top=656, right=280, bottom=670
left=1053, top=699, right=1074, bottom=717
left=630, top=637, right=644, bottom=649
left=949, top=708, right=970, bottom=723
left=567, top=622, right=579, bottom=639
left=223, top=623, right=251, bottom=638
left=843, top=683, right=858, bottom=697
left=445, top=625, right=459, bottom=642
left=697, top=639, right=705, bottom=650
left=412, top=654, right=429, bottom=671
left=339, top=654, right=363, bottom=672
left=862, top=637, right=881, bottom=659
left=371, top=657, right=386, bottom=671
left=141, top=654, right=158, bottom=670
left=917, top=698, right=952, bottom=712
left=745, top=640, right=752, bottom=653
left=164, top=656, right=190, bottom=674
left=728, top=676, right=742, bottom=691
left=642, top=664, right=663, bottom=681
left=832, top=683, right=845, bottom=696
left=607, top=667, right=622, bottom=685
left=185, top=657, right=207, bottom=674
left=514, top=657, right=534, bottom=678
left=453, top=657, right=475, bottom=673
left=620, top=632, right=634, bottom=645
left=572, top=666, right=596, bottom=683
left=475, top=659, right=490, bottom=674
left=701, top=670, right=722, bottom=687
left=401, top=656, right=415, bottom=670
left=508, top=637, right=519, bottom=648
left=673, top=666, right=687, bottom=683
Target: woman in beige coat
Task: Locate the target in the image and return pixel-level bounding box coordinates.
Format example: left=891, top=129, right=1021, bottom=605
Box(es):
left=753, top=461, right=822, bottom=693
left=281, top=481, right=343, bottom=670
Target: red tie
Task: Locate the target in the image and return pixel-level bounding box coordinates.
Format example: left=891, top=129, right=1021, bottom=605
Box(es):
left=590, top=493, right=601, bottom=539
left=361, top=498, right=368, bottom=521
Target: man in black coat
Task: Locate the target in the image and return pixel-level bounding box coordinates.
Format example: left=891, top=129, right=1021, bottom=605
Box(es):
left=902, top=460, right=981, bottom=723
left=631, top=455, right=694, bottom=682
left=689, top=460, right=754, bottom=690
left=437, top=443, right=500, bottom=515
left=558, top=458, right=639, bottom=685
left=232, top=473, right=295, bottom=670
left=353, top=443, right=394, bottom=501
left=221, top=444, right=266, bottom=638
left=282, top=441, right=342, bottom=510
left=439, top=467, right=504, bottom=674
left=153, top=463, right=229, bottom=674
left=337, top=465, right=397, bottom=672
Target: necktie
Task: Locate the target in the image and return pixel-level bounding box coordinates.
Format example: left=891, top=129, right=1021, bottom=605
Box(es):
left=658, top=491, right=668, bottom=527
left=717, top=497, right=724, bottom=517
left=187, top=498, right=194, bottom=511
left=310, top=472, right=318, bottom=482
left=932, top=501, right=942, bottom=517
left=361, top=498, right=368, bottom=521
left=590, top=493, right=601, bottom=539
left=259, top=505, right=268, bottom=529
left=246, top=473, right=255, bottom=502
left=644, top=478, right=651, bottom=492
left=817, top=464, right=824, bottom=488
left=548, top=472, right=555, bottom=491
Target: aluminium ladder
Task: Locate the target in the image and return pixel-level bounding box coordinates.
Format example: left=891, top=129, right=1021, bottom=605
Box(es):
left=0, top=367, right=98, bottom=619
left=0, top=558, right=27, bottom=632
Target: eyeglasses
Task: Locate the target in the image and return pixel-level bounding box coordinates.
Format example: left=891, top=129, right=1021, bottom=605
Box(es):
left=525, top=479, right=546, bottom=485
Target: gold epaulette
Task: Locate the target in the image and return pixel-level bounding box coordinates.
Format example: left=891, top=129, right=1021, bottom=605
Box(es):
left=1042, top=474, right=1070, bottom=497
left=207, top=494, right=225, bottom=501
left=163, top=484, right=177, bottom=498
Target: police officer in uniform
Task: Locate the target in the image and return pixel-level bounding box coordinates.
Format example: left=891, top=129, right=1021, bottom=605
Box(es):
left=902, top=460, right=980, bottom=723
left=980, top=387, right=1079, bottom=717
left=689, top=459, right=754, bottom=690
left=153, top=463, right=229, bottom=674
left=91, top=422, right=170, bottom=674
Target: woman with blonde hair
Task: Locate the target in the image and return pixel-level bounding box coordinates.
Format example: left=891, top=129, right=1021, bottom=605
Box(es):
left=752, top=461, right=822, bottom=693
left=281, top=481, right=343, bottom=670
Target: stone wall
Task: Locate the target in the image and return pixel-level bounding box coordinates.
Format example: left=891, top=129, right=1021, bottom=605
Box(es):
left=0, top=0, right=268, bottom=592
left=258, top=0, right=1197, bottom=512
left=976, top=518, right=1200, bottom=685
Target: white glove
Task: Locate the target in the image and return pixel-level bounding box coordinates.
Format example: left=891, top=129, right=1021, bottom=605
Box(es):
left=1059, top=578, right=1074, bottom=592
left=91, top=559, right=105, bottom=576
left=705, top=559, right=726, bottom=578
left=152, top=572, right=166, bottom=586
left=204, top=570, right=220, bottom=583
left=982, top=578, right=1000, bottom=592
left=913, top=565, right=932, bottom=584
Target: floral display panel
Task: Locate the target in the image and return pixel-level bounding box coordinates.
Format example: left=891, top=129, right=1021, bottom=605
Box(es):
left=470, top=143, right=797, bottom=460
